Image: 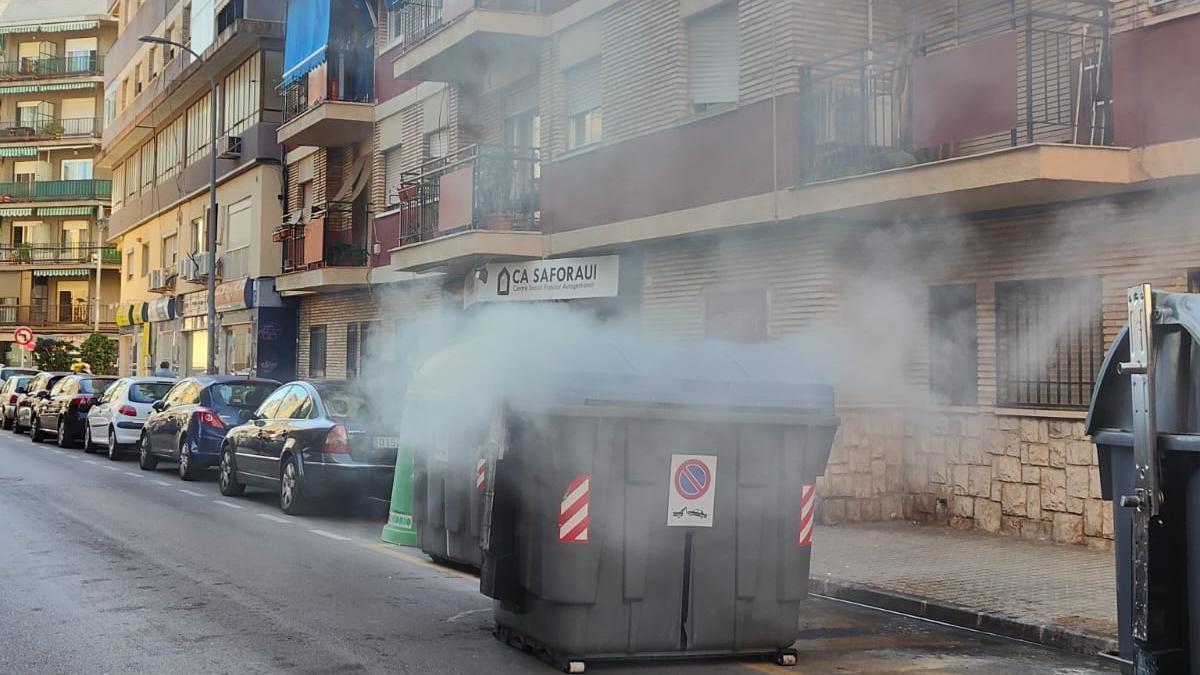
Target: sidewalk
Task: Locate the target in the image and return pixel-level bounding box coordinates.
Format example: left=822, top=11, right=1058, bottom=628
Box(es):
left=809, top=521, right=1118, bottom=656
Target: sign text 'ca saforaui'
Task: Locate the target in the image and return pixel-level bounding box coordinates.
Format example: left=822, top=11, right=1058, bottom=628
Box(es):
left=465, top=256, right=619, bottom=306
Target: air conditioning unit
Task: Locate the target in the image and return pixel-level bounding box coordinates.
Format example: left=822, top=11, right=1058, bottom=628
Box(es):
left=218, top=135, right=242, bottom=160
left=148, top=268, right=167, bottom=291
left=179, top=251, right=212, bottom=283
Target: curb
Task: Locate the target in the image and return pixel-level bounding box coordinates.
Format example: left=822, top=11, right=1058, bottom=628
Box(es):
left=809, top=576, right=1118, bottom=657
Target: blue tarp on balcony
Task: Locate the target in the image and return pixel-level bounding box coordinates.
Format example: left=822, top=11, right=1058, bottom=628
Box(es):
left=282, top=0, right=332, bottom=85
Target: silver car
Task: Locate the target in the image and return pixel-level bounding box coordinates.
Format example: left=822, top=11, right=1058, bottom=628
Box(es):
left=84, top=376, right=176, bottom=460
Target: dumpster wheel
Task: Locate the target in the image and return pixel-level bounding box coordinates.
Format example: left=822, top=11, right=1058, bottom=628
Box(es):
left=775, top=648, right=798, bottom=667
left=494, top=624, right=585, bottom=673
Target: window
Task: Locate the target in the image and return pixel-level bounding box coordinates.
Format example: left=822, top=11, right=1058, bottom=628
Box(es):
left=140, top=243, right=150, bottom=277
left=186, top=92, right=212, bottom=166
left=224, top=324, right=252, bottom=374
left=565, top=59, right=602, bottom=149
left=425, top=128, right=449, bottom=160
left=308, top=326, right=327, bottom=378
left=134, top=63, right=143, bottom=94
left=187, top=330, right=209, bottom=375
left=222, top=197, right=252, bottom=280
left=687, top=4, right=739, bottom=113
left=384, top=146, right=404, bottom=205
left=14, top=160, right=41, bottom=182
left=126, top=152, right=140, bottom=198
left=162, top=233, right=178, bottom=268
left=346, top=323, right=360, bottom=379
left=125, top=250, right=134, bottom=279
left=995, top=277, right=1103, bottom=409
left=929, top=284, right=978, bottom=406
left=1189, top=268, right=1200, bottom=293
left=139, top=142, right=155, bottom=194
left=299, top=180, right=313, bottom=211
left=61, top=159, right=93, bottom=181
left=223, top=53, right=261, bottom=137
left=189, top=216, right=206, bottom=254
left=156, top=115, right=185, bottom=183
left=104, top=83, right=118, bottom=127
left=112, top=163, right=125, bottom=210
left=256, top=385, right=292, bottom=420
left=217, top=0, right=244, bottom=34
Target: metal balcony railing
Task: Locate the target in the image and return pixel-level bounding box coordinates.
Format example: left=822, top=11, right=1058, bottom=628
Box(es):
left=0, top=53, right=103, bottom=79
left=388, top=0, right=540, bottom=51
left=279, top=202, right=369, bottom=272
left=0, top=244, right=118, bottom=264
left=280, top=56, right=374, bottom=124
left=397, top=144, right=539, bottom=246
left=0, top=117, right=100, bottom=140
left=0, top=303, right=116, bottom=327
left=0, top=179, right=112, bottom=202
left=799, top=0, right=1112, bottom=183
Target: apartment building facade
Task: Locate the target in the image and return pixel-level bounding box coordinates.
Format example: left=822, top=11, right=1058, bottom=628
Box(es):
left=280, top=0, right=1200, bottom=548
left=100, top=0, right=296, bottom=380
left=0, top=1, right=120, bottom=364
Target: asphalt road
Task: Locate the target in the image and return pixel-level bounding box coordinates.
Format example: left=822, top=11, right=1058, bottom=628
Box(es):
left=0, top=429, right=1118, bottom=674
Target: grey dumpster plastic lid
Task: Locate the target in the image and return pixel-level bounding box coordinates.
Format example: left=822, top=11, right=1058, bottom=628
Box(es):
left=1086, top=291, right=1200, bottom=437
left=405, top=336, right=836, bottom=415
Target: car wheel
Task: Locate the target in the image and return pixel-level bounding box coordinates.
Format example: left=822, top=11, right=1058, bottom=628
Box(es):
left=83, top=425, right=95, bottom=453
left=29, top=418, right=45, bottom=443
left=218, top=446, right=245, bottom=497
left=107, top=427, right=122, bottom=461
left=2, top=413, right=11, bottom=431
left=178, top=438, right=199, bottom=481
left=11, top=414, right=22, bottom=434
left=138, top=434, right=158, bottom=471
left=57, top=419, right=72, bottom=449
left=279, top=455, right=305, bottom=515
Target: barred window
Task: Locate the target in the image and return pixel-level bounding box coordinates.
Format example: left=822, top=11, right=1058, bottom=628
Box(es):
left=995, top=276, right=1103, bottom=409
left=223, top=53, right=260, bottom=137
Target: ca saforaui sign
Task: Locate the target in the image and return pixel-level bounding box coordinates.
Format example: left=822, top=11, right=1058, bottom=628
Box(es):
left=464, top=256, right=619, bottom=306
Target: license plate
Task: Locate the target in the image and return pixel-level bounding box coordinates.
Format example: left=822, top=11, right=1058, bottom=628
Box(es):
left=374, top=436, right=400, bottom=449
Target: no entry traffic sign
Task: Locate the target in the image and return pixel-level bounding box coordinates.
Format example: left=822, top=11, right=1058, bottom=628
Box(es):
left=13, top=326, right=33, bottom=346
left=667, top=454, right=717, bottom=528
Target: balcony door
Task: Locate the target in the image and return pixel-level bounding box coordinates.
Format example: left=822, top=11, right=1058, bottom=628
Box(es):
left=61, top=159, right=93, bottom=181
left=64, top=37, right=97, bottom=73
left=61, top=221, right=89, bottom=260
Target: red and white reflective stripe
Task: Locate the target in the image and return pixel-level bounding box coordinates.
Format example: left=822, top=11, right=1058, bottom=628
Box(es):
left=798, top=484, right=816, bottom=546
left=557, top=475, right=590, bottom=544
left=475, top=458, right=486, bottom=493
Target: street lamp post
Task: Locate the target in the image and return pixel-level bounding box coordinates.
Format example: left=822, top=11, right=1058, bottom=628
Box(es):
left=139, top=35, right=219, bottom=375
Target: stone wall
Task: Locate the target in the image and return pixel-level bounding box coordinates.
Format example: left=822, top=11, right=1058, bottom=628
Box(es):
left=818, top=408, right=1114, bottom=550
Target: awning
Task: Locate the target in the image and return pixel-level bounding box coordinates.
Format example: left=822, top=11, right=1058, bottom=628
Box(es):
left=0, top=147, right=37, bottom=158
left=0, top=82, right=97, bottom=95
left=33, top=268, right=91, bottom=278
left=114, top=303, right=133, bottom=328
left=38, top=206, right=94, bottom=216
left=131, top=301, right=147, bottom=325
left=147, top=297, right=176, bottom=322
left=282, top=0, right=331, bottom=85
left=0, top=208, right=32, bottom=216
left=0, top=20, right=99, bottom=35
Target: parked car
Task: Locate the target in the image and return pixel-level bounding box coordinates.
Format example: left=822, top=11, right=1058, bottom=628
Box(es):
left=84, top=377, right=176, bottom=460
left=0, top=366, right=38, bottom=384
left=0, top=375, right=33, bottom=430
left=30, top=375, right=118, bottom=446
left=13, top=371, right=71, bottom=434
left=139, top=375, right=281, bottom=480
left=220, top=381, right=398, bottom=515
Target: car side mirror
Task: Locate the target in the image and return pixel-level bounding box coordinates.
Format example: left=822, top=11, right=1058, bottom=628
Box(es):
left=36, top=390, right=50, bottom=399
left=151, top=400, right=166, bottom=412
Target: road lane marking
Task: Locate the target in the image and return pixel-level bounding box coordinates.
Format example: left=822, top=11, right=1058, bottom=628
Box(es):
left=123, top=472, right=143, bottom=479
left=102, top=465, right=121, bottom=472
left=256, top=513, right=290, bottom=524
left=52, top=450, right=65, bottom=455
left=179, top=489, right=204, bottom=497
left=152, top=480, right=170, bottom=487
left=83, top=459, right=98, bottom=465
left=309, top=529, right=353, bottom=542
left=214, top=500, right=243, bottom=509
left=360, top=543, right=478, bottom=582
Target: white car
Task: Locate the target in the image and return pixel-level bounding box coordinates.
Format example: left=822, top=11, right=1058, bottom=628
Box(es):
left=84, top=376, right=176, bottom=460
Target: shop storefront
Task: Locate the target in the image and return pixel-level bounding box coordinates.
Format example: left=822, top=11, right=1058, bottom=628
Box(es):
left=146, top=296, right=179, bottom=376
left=461, top=254, right=641, bottom=319
left=176, top=278, right=297, bottom=381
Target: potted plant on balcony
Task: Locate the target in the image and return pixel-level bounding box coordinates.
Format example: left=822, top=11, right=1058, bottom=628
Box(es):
left=39, top=121, right=64, bottom=137
left=14, top=242, right=32, bottom=263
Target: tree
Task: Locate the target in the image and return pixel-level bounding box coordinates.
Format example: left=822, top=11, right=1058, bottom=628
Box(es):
left=33, top=338, right=76, bottom=372
left=79, top=333, right=118, bottom=375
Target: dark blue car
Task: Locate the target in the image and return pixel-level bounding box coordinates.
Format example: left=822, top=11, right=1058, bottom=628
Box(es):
left=139, top=375, right=280, bottom=480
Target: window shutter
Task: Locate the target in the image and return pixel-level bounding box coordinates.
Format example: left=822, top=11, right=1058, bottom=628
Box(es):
left=688, top=5, right=739, bottom=106
left=385, top=147, right=405, bottom=203
left=566, top=60, right=602, bottom=116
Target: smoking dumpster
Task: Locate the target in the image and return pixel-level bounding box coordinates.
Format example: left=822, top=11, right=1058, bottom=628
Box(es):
left=405, top=337, right=839, bottom=671
left=407, top=413, right=490, bottom=567
left=1087, top=285, right=1200, bottom=674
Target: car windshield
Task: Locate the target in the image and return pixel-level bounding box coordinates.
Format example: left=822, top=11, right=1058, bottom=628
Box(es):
left=79, top=378, right=117, bottom=394
left=317, top=387, right=373, bottom=420
left=129, top=382, right=174, bottom=404
left=12, top=377, right=30, bottom=393
left=209, top=382, right=277, bottom=410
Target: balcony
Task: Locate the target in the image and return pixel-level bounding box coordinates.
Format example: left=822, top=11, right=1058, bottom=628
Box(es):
left=0, top=53, right=104, bottom=81
left=389, top=0, right=544, bottom=83
left=0, top=303, right=116, bottom=328
left=0, top=244, right=119, bottom=266
left=0, top=117, right=101, bottom=142
left=390, top=143, right=542, bottom=272
left=799, top=0, right=1113, bottom=184
left=276, top=202, right=371, bottom=294
left=0, top=180, right=112, bottom=203
left=278, top=60, right=374, bottom=147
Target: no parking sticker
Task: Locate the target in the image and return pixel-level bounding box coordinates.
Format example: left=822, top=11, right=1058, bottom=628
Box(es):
left=667, top=454, right=716, bottom=528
